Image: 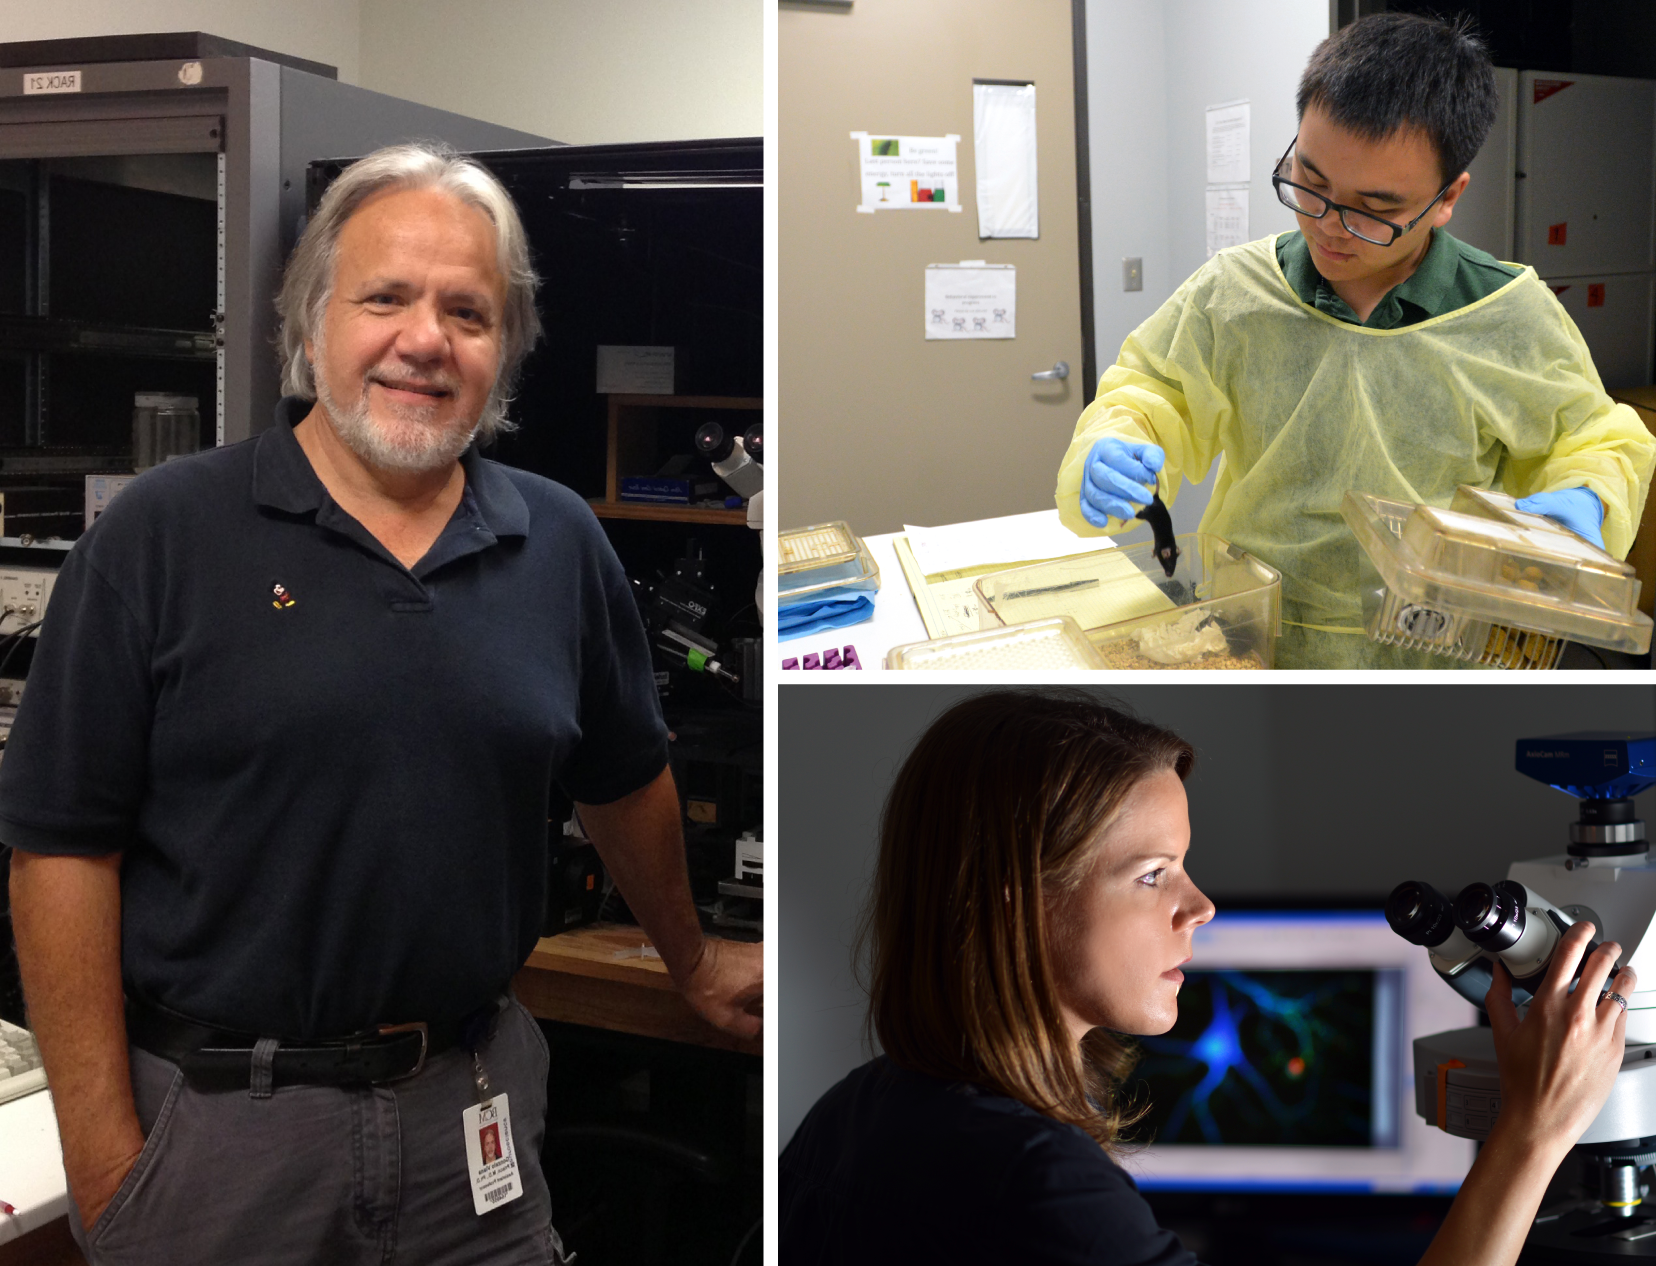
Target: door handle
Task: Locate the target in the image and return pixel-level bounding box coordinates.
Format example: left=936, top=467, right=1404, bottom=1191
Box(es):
left=1031, top=361, right=1069, bottom=381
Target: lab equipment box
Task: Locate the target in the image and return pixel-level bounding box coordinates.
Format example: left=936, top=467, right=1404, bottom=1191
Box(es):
left=886, top=616, right=1105, bottom=670
left=1342, top=488, right=1653, bottom=668
left=974, top=534, right=1282, bottom=670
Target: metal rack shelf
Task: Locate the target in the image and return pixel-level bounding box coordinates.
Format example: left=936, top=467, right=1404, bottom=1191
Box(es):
left=0, top=315, right=216, bottom=361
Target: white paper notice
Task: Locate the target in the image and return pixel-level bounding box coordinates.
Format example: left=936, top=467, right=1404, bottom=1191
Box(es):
left=851, top=133, right=963, bottom=213
left=904, top=509, right=1115, bottom=575
left=1205, top=188, right=1249, bottom=258
left=925, top=263, right=1015, bottom=339
left=596, top=345, right=674, bottom=394
left=973, top=82, right=1038, bottom=239
left=1205, top=100, right=1250, bottom=185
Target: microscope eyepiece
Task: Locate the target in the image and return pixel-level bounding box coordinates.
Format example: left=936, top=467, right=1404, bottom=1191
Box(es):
left=1385, top=880, right=1457, bottom=948
left=695, top=421, right=735, bottom=462
left=1454, top=880, right=1528, bottom=952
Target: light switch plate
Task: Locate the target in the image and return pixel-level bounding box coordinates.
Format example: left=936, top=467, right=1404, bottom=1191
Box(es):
left=1124, top=257, right=1143, bottom=291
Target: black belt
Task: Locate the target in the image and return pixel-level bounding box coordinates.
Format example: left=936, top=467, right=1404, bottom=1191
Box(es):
left=126, top=994, right=502, bottom=1092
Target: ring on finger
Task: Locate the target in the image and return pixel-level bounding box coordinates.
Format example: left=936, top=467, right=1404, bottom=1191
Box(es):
left=1600, top=990, right=1631, bottom=1012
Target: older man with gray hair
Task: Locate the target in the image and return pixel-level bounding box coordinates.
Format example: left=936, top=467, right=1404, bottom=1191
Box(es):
left=2, top=141, right=760, bottom=1265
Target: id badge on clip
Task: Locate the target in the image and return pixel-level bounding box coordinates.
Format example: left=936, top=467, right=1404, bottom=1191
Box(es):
left=463, top=1051, right=523, bottom=1215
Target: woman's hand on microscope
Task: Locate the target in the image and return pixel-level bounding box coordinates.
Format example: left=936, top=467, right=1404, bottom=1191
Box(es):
left=1486, top=921, right=1633, bottom=1155
left=1421, top=928, right=1634, bottom=1266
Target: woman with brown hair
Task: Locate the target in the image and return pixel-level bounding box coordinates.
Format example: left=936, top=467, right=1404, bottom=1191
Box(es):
left=780, top=689, right=1635, bottom=1265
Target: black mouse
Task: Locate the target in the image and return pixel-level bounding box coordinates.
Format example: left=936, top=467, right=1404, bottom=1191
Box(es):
left=1136, top=494, right=1180, bottom=578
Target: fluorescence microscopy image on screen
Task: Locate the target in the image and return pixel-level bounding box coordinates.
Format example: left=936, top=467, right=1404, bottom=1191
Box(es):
left=1128, top=969, right=1377, bottom=1148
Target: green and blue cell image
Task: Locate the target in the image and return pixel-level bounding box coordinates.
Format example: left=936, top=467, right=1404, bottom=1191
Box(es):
left=1130, top=970, right=1382, bottom=1148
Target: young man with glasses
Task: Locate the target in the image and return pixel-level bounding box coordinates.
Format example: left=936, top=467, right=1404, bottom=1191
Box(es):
left=1055, top=13, right=1655, bottom=669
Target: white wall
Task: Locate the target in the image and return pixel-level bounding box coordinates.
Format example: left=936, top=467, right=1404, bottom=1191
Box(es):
left=1162, top=1, right=1328, bottom=285
left=0, top=1, right=762, bottom=146
left=1086, top=0, right=1327, bottom=536
left=1084, top=1, right=1172, bottom=399
left=0, top=0, right=361, bottom=82
left=357, top=0, right=764, bottom=144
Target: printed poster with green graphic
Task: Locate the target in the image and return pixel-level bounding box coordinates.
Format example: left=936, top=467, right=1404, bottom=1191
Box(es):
left=851, top=132, right=962, bottom=213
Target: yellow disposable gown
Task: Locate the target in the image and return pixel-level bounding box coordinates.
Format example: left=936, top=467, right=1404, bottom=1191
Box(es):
left=1055, top=235, right=1656, bottom=669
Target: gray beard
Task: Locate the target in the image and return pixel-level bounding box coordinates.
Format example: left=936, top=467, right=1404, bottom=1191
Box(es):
left=314, top=367, right=479, bottom=475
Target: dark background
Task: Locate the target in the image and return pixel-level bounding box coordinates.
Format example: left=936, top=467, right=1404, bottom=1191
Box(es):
left=1370, top=0, right=1656, bottom=78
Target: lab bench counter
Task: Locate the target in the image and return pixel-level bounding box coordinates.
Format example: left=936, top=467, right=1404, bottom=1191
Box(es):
left=512, top=923, right=761, bottom=1058
left=779, top=515, right=1125, bottom=671
left=0, top=1088, right=71, bottom=1261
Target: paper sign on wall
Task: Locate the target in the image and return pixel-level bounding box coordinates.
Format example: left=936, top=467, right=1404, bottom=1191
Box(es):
left=851, top=132, right=963, bottom=213
left=1205, top=189, right=1249, bottom=258
left=596, top=345, right=674, bottom=394
left=925, top=262, right=1015, bottom=339
left=973, top=82, right=1038, bottom=239
left=1205, top=100, right=1250, bottom=185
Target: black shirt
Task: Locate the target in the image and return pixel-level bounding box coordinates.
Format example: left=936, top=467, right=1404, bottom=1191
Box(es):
left=0, top=398, right=668, bottom=1038
left=781, top=1057, right=1200, bottom=1266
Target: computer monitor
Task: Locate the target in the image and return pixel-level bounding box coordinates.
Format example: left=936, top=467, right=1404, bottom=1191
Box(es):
left=1122, top=905, right=1478, bottom=1194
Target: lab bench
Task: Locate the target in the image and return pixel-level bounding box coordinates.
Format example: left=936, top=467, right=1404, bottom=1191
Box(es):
left=514, top=923, right=759, bottom=1058
left=783, top=508, right=1651, bottom=672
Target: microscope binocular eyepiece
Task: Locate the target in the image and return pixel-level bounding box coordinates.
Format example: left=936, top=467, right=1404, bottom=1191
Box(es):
left=695, top=421, right=735, bottom=462
left=695, top=421, right=764, bottom=466
left=1387, top=878, right=1607, bottom=1005
left=1454, top=880, right=1528, bottom=952
left=1384, top=879, right=1457, bottom=948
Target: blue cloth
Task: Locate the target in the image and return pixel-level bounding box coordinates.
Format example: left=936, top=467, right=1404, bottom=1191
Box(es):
left=782, top=1056, right=1200, bottom=1265
left=1515, top=486, right=1605, bottom=550
left=0, top=396, right=669, bottom=1039
left=778, top=593, right=875, bottom=640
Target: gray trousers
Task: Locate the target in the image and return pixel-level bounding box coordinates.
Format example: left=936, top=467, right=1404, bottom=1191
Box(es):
left=68, top=995, right=567, bottom=1265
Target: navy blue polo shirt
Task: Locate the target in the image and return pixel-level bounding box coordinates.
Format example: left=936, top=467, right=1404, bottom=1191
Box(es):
left=0, top=397, right=668, bottom=1039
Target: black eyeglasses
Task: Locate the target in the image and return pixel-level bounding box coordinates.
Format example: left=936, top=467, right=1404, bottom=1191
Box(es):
left=1271, top=137, right=1453, bottom=247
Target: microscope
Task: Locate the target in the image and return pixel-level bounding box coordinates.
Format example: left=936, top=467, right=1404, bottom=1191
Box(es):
left=1388, top=733, right=1656, bottom=1260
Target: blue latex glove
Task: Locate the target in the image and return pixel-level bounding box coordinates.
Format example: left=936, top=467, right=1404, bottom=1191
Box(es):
left=1515, top=487, right=1605, bottom=550
left=1080, top=437, right=1167, bottom=527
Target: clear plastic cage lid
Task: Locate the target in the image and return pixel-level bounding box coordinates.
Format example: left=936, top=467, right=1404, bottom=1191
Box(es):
left=886, top=617, right=1105, bottom=670
left=974, top=534, right=1281, bottom=629
left=778, top=521, right=860, bottom=575
left=1341, top=489, right=1651, bottom=654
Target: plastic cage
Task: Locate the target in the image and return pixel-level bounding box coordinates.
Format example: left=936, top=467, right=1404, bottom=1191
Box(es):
left=778, top=523, right=879, bottom=608
left=974, top=533, right=1282, bottom=670
left=1341, top=489, right=1652, bottom=669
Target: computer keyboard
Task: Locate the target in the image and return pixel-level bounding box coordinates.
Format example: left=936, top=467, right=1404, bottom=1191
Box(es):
left=0, top=1017, right=46, bottom=1105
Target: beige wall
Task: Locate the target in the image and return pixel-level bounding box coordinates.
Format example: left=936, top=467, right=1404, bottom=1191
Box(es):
left=0, top=1, right=762, bottom=145
left=358, top=0, right=763, bottom=143
left=780, top=0, right=1082, bottom=536
left=0, top=0, right=362, bottom=82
